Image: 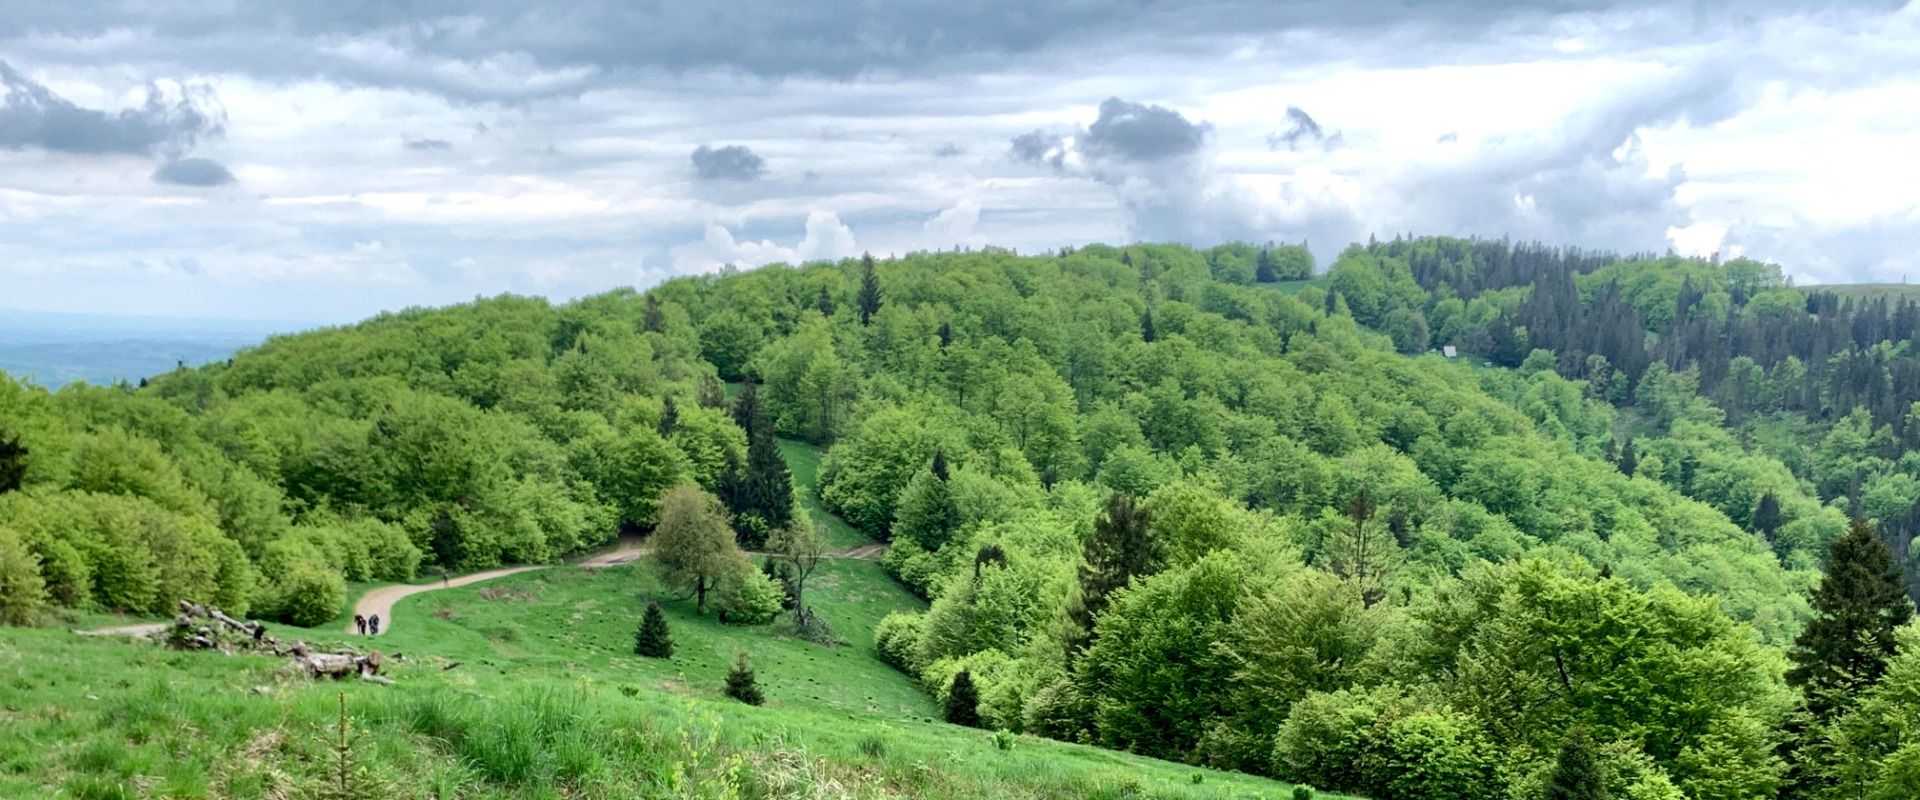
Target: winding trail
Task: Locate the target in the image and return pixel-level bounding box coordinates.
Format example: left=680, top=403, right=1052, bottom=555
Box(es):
left=77, top=534, right=882, bottom=639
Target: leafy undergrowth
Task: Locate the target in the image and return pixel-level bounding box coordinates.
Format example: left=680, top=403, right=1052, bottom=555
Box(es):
left=0, top=615, right=1334, bottom=799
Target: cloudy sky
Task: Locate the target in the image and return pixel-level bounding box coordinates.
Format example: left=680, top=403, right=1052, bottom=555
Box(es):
left=1, top=1, right=1916, bottom=323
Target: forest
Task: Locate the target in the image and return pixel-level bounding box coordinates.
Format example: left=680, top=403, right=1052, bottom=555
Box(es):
left=2, top=238, right=1916, bottom=800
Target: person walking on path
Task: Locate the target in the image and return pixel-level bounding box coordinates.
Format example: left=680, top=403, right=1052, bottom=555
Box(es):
left=369, top=615, right=380, bottom=636
left=355, top=614, right=367, bottom=635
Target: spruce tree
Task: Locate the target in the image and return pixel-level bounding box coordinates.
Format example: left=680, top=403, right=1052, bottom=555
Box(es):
left=857, top=253, right=883, bottom=326
left=1065, top=493, right=1161, bottom=657
left=643, top=293, right=665, bottom=333
left=1752, top=491, right=1784, bottom=543
left=944, top=669, right=982, bottom=727
left=817, top=284, right=835, bottom=317
left=0, top=433, right=25, bottom=494
left=724, top=651, right=764, bottom=705
left=1140, top=308, right=1157, bottom=343
left=634, top=601, right=673, bottom=658
left=1617, top=438, right=1637, bottom=477
left=1255, top=247, right=1279, bottom=283
left=937, top=321, right=953, bottom=348
left=731, top=380, right=764, bottom=439
left=1787, top=518, right=1915, bottom=717
left=657, top=395, right=679, bottom=437
left=1543, top=728, right=1609, bottom=800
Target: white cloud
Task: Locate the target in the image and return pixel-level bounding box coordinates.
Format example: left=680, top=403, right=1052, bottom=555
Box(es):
left=670, top=210, right=860, bottom=273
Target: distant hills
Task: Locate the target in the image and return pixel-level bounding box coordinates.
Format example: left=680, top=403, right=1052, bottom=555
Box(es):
left=0, top=309, right=303, bottom=387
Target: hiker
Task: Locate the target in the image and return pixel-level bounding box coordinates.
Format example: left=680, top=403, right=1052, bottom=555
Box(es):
left=355, top=614, right=367, bottom=635
left=369, top=615, right=381, bottom=636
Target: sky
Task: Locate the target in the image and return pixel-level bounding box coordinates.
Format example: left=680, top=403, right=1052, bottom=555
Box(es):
left=1, top=1, right=1917, bottom=324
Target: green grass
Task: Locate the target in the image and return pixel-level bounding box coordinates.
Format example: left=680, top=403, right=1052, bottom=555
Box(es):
left=778, top=437, right=872, bottom=551
left=0, top=573, right=1337, bottom=799
left=382, top=560, right=934, bottom=718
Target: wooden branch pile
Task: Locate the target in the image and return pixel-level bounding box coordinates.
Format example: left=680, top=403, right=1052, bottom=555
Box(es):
left=166, top=600, right=394, bottom=684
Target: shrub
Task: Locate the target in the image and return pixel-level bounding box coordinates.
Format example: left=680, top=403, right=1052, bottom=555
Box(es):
left=1292, top=786, right=1314, bottom=800
left=270, top=562, right=347, bottom=627
left=725, top=652, right=764, bottom=705
left=0, top=525, right=48, bottom=625
left=874, top=611, right=926, bottom=674
left=993, top=729, right=1016, bottom=752
left=634, top=601, right=672, bottom=658
left=715, top=569, right=783, bottom=626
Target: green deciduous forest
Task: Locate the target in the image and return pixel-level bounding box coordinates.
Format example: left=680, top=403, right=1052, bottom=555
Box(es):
left=4, top=239, right=1918, bottom=799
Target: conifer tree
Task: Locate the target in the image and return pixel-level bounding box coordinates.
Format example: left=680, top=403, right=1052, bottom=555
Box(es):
left=1752, top=491, right=1784, bottom=543
left=1255, top=247, right=1279, bottom=283
left=857, top=253, right=883, bottom=326
left=1141, top=308, right=1157, bottom=343
left=1543, top=728, right=1609, bottom=800
left=657, top=395, right=679, bottom=437
left=944, top=669, right=982, bottom=727
left=937, top=321, right=953, bottom=348
left=643, top=293, right=665, bottom=333
left=1065, top=493, right=1161, bottom=657
left=1617, top=438, right=1638, bottom=477
left=731, top=380, right=764, bottom=438
left=725, top=651, right=764, bottom=705
left=0, top=433, right=25, bottom=494
left=1788, top=518, right=1915, bottom=717
left=817, top=284, right=835, bottom=317
left=634, top=601, right=673, bottom=658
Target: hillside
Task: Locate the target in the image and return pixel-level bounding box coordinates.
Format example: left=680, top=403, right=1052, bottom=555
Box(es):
left=1, top=240, right=1917, bottom=799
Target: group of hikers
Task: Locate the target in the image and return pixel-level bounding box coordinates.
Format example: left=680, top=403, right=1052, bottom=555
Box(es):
left=353, top=614, right=381, bottom=636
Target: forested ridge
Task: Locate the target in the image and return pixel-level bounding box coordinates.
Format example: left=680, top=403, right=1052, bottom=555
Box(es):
left=2, top=238, right=1917, bottom=799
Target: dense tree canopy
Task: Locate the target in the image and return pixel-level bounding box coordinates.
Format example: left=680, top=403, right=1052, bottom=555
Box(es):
left=10, top=236, right=1920, bottom=796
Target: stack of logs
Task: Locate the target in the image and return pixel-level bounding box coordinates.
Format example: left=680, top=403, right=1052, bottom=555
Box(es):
left=168, top=600, right=393, bottom=684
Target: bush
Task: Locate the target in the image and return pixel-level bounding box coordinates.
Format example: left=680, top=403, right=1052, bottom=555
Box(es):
left=1292, top=786, right=1314, bottom=800
left=874, top=611, right=926, bottom=674
left=269, top=562, right=347, bottom=627
left=634, top=601, right=672, bottom=658
left=715, top=569, right=783, bottom=626
left=1273, top=686, right=1499, bottom=800
left=0, top=525, right=48, bottom=625
left=724, top=652, right=764, bottom=705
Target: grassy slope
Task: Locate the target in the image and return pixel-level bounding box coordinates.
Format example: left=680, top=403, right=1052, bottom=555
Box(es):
left=779, top=437, right=871, bottom=551
left=2, top=433, right=1334, bottom=798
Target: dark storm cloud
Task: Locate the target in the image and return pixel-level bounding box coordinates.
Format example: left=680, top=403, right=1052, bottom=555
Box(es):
left=690, top=144, right=765, bottom=181
left=933, top=142, right=965, bottom=157
left=12, top=0, right=1897, bottom=101
left=1080, top=97, right=1208, bottom=162
left=1269, top=106, right=1339, bottom=151
left=403, top=137, right=453, bottom=151
left=151, top=157, right=236, bottom=186
left=1008, top=130, right=1067, bottom=169
left=0, top=60, right=223, bottom=156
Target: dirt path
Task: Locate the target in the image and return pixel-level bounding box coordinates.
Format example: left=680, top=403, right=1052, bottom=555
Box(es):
left=74, top=622, right=168, bottom=638
left=79, top=535, right=882, bottom=640
left=348, top=566, right=544, bottom=637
